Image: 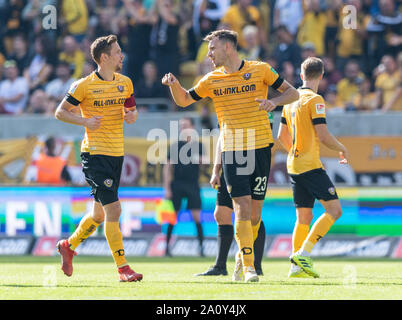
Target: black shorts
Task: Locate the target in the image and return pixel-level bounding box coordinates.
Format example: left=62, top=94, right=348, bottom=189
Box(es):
left=216, top=173, right=233, bottom=209
left=170, top=181, right=201, bottom=212
left=221, top=146, right=272, bottom=200
left=289, top=168, right=339, bottom=208
left=81, top=152, right=124, bottom=206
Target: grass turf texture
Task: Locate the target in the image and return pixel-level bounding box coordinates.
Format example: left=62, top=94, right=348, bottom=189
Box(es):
left=0, top=256, right=401, bottom=300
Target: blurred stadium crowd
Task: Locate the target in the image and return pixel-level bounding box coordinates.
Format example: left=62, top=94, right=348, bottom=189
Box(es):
left=0, top=0, right=400, bottom=118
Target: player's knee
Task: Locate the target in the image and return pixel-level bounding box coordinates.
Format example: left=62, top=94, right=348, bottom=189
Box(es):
left=214, top=207, right=232, bottom=225
left=103, top=200, right=122, bottom=221
left=92, top=214, right=104, bottom=224
left=232, top=197, right=251, bottom=220
left=332, top=207, right=343, bottom=220
left=328, top=206, right=342, bottom=221
left=214, top=210, right=222, bottom=224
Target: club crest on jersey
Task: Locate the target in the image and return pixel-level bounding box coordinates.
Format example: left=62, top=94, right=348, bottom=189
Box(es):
left=104, top=179, right=113, bottom=188
left=117, top=85, right=124, bottom=92
left=243, top=73, right=251, bottom=80
left=316, top=103, right=325, bottom=114
left=328, top=187, right=336, bottom=195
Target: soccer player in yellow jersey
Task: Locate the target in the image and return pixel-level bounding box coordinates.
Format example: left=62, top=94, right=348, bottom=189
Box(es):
left=54, top=35, right=143, bottom=282
left=162, top=30, right=299, bottom=282
left=278, top=57, right=349, bottom=278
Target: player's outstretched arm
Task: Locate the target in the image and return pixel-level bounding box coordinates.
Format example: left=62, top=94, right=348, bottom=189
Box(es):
left=162, top=73, right=196, bottom=107
left=315, top=124, right=349, bottom=164
left=277, top=123, right=292, bottom=153
left=55, top=98, right=101, bottom=130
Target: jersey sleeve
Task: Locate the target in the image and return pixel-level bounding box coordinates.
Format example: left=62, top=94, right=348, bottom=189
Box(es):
left=124, top=77, right=136, bottom=109
left=188, top=74, right=211, bottom=101
left=126, top=77, right=134, bottom=96
left=309, top=95, right=327, bottom=125
left=65, top=79, right=86, bottom=106
left=263, top=63, right=283, bottom=90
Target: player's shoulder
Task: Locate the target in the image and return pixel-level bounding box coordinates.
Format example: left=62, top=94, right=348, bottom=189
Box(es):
left=301, top=90, right=326, bottom=116
left=300, top=89, right=324, bottom=104
left=68, top=73, right=93, bottom=93
left=246, top=60, right=278, bottom=76
left=72, top=73, right=93, bottom=87
left=115, top=73, right=132, bottom=84
left=199, top=68, right=225, bottom=83
left=246, top=60, right=269, bottom=69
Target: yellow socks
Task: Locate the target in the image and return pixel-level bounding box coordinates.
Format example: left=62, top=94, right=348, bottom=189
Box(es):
left=300, top=213, right=335, bottom=254
left=105, top=221, right=127, bottom=268
left=68, top=213, right=128, bottom=268
left=292, top=222, right=310, bottom=253
left=68, top=214, right=100, bottom=250
left=234, top=220, right=254, bottom=268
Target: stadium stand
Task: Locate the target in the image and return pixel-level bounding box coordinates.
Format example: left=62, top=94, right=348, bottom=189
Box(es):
left=0, top=0, right=400, bottom=118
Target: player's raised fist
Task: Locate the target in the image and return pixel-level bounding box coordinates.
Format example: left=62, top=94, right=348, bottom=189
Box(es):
left=162, top=73, right=177, bottom=86
left=84, top=116, right=102, bottom=130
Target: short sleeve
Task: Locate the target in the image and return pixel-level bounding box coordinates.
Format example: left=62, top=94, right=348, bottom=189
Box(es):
left=189, top=74, right=211, bottom=101
left=263, top=63, right=283, bottom=90
left=126, top=77, right=134, bottom=97
left=309, top=95, right=327, bottom=125
left=123, top=77, right=136, bottom=108
left=65, top=79, right=86, bottom=106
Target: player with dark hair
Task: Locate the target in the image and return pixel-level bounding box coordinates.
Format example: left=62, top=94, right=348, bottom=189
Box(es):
left=162, top=29, right=299, bottom=282
left=54, top=34, right=142, bottom=282
left=278, top=57, right=349, bottom=278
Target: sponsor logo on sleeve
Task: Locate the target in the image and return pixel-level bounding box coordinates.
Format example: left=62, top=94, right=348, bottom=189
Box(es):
left=316, top=103, right=325, bottom=114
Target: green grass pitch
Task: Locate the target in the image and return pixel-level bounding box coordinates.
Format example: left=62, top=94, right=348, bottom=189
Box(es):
left=0, top=256, right=401, bottom=300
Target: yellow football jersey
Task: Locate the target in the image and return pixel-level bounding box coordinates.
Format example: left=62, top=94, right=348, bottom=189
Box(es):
left=190, top=60, right=283, bottom=151
left=281, top=88, right=327, bottom=175
left=66, top=71, right=134, bottom=157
